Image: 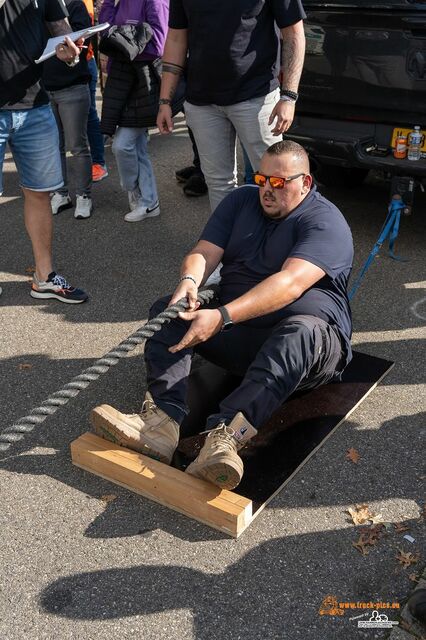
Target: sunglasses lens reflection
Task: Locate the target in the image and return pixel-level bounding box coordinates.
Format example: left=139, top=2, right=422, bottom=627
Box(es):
left=254, top=174, right=285, bottom=189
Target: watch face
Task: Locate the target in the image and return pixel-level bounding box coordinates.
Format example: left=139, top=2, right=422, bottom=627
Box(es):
left=222, top=320, right=233, bottom=332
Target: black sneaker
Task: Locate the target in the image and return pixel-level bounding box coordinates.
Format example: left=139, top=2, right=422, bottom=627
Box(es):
left=175, top=165, right=199, bottom=184
left=183, top=173, right=208, bottom=197
left=30, top=272, right=88, bottom=304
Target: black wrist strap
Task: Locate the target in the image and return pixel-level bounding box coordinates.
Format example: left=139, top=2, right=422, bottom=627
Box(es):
left=280, top=89, right=299, bottom=102
left=218, top=305, right=233, bottom=330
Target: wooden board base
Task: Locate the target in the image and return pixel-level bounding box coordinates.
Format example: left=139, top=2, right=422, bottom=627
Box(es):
left=71, top=432, right=252, bottom=537
left=71, top=351, right=393, bottom=537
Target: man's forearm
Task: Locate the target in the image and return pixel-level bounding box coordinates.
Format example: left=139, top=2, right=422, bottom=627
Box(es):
left=225, top=272, right=302, bottom=323
left=179, top=253, right=208, bottom=286
left=280, top=21, right=305, bottom=91
left=160, top=29, right=188, bottom=101
left=46, top=18, right=72, bottom=37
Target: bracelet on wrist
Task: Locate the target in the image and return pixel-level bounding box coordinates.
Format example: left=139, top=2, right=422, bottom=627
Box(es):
left=65, top=55, right=80, bottom=68
left=179, top=275, right=197, bottom=286
left=159, top=98, right=172, bottom=106
left=280, top=89, right=299, bottom=102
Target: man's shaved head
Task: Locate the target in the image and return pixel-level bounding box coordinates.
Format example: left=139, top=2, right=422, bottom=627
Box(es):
left=266, top=140, right=310, bottom=174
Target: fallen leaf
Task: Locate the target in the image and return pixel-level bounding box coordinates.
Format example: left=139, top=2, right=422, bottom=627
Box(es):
left=408, top=573, right=419, bottom=583
left=25, top=266, right=36, bottom=274
left=396, top=549, right=420, bottom=569
left=18, top=363, right=32, bottom=370
left=352, top=537, right=371, bottom=556
left=394, top=522, right=410, bottom=533
left=346, top=448, right=360, bottom=464
left=99, top=494, right=117, bottom=503
left=359, top=524, right=385, bottom=545
left=347, top=504, right=374, bottom=525
left=369, top=514, right=384, bottom=524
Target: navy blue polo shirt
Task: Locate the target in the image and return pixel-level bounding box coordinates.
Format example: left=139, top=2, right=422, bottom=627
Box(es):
left=200, top=185, right=354, bottom=359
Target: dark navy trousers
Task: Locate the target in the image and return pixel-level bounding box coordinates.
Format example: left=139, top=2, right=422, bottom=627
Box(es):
left=144, top=295, right=347, bottom=430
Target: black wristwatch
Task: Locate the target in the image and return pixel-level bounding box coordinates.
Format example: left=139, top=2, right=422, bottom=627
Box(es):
left=218, top=306, right=233, bottom=331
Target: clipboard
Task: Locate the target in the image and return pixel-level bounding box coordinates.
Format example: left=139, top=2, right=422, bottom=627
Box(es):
left=35, top=22, right=110, bottom=64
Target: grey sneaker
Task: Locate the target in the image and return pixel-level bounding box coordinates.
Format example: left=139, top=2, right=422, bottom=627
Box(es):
left=74, top=195, right=93, bottom=219
left=51, top=192, right=72, bottom=215
left=91, top=391, right=179, bottom=464
left=185, top=413, right=257, bottom=490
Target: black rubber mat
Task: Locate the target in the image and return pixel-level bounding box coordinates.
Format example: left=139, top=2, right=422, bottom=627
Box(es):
left=175, top=351, right=394, bottom=513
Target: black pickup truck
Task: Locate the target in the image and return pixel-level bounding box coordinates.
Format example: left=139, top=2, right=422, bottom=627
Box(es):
left=286, top=0, right=426, bottom=186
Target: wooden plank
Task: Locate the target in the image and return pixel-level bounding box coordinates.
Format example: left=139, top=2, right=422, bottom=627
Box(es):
left=71, top=432, right=252, bottom=538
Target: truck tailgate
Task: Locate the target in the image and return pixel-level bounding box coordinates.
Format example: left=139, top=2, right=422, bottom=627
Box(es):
left=301, top=1, right=426, bottom=124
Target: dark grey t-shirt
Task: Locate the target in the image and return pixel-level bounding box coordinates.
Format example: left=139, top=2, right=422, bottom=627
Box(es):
left=169, top=0, right=306, bottom=105
left=0, top=0, right=67, bottom=109
left=200, top=185, right=354, bottom=361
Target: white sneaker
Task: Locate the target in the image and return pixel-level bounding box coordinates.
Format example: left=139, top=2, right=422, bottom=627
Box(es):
left=51, top=192, right=72, bottom=215
left=74, top=195, right=93, bottom=219
left=128, top=188, right=143, bottom=211
left=124, top=201, right=160, bottom=222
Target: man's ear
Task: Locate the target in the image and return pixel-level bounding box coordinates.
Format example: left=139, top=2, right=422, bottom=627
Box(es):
left=302, top=174, right=313, bottom=193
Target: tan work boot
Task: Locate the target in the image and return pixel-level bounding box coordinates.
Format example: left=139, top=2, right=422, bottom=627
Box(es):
left=90, top=392, right=179, bottom=464
left=185, top=412, right=257, bottom=490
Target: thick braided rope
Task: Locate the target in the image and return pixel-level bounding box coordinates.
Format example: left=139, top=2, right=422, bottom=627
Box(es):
left=0, top=289, right=215, bottom=454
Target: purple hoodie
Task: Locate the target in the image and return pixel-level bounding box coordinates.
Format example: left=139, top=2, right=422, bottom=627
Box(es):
left=99, top=0, right=169, bottom=60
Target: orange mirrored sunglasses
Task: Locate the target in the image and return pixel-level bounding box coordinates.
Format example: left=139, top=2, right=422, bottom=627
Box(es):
left=253, top=172, right=305, bottom=189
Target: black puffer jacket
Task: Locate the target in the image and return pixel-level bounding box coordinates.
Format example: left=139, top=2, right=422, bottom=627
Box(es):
left=101, top=57, right=161, bottom=135
left=101, top=60, right=159, bottom=136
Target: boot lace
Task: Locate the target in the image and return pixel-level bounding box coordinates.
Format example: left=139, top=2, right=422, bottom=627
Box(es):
left=141, top=394, right=157, bottom=416
left=206, top=424, right=236, bottom=453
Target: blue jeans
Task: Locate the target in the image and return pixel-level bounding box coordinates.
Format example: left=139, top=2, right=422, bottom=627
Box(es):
left=112, top=127, right=158, bottom=207
left=145, top=295, right=346, bottom=429
left=0, top=105, right=63, bottom=195
left=87, top=57, right=105, bottom=167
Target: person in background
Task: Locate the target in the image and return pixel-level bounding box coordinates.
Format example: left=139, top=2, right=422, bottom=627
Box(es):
left=157, top=0, right=306, bottom=213
left=83, top=0, right=108, bottom=182
left=99, top=0, right=168, bottom=223
left=0, top=0, right=88, bottom=303
left=43, top=0, right=94, bottom=220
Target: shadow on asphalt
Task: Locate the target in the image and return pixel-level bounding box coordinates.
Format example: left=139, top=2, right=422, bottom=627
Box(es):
left=37, top=509, right=424, bottom=639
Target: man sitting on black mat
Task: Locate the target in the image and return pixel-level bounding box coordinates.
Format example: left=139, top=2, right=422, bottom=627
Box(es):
left=91, top=140, right=354, bottom=490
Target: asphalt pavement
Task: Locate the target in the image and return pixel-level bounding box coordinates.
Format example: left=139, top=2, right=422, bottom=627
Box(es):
left=0, top=113, right=425, bottom=640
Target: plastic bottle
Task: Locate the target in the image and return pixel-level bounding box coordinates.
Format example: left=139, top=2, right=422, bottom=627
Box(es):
left=394, top=133, right=407, bottom=159
left=407, top=126, right=422, bottom=161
